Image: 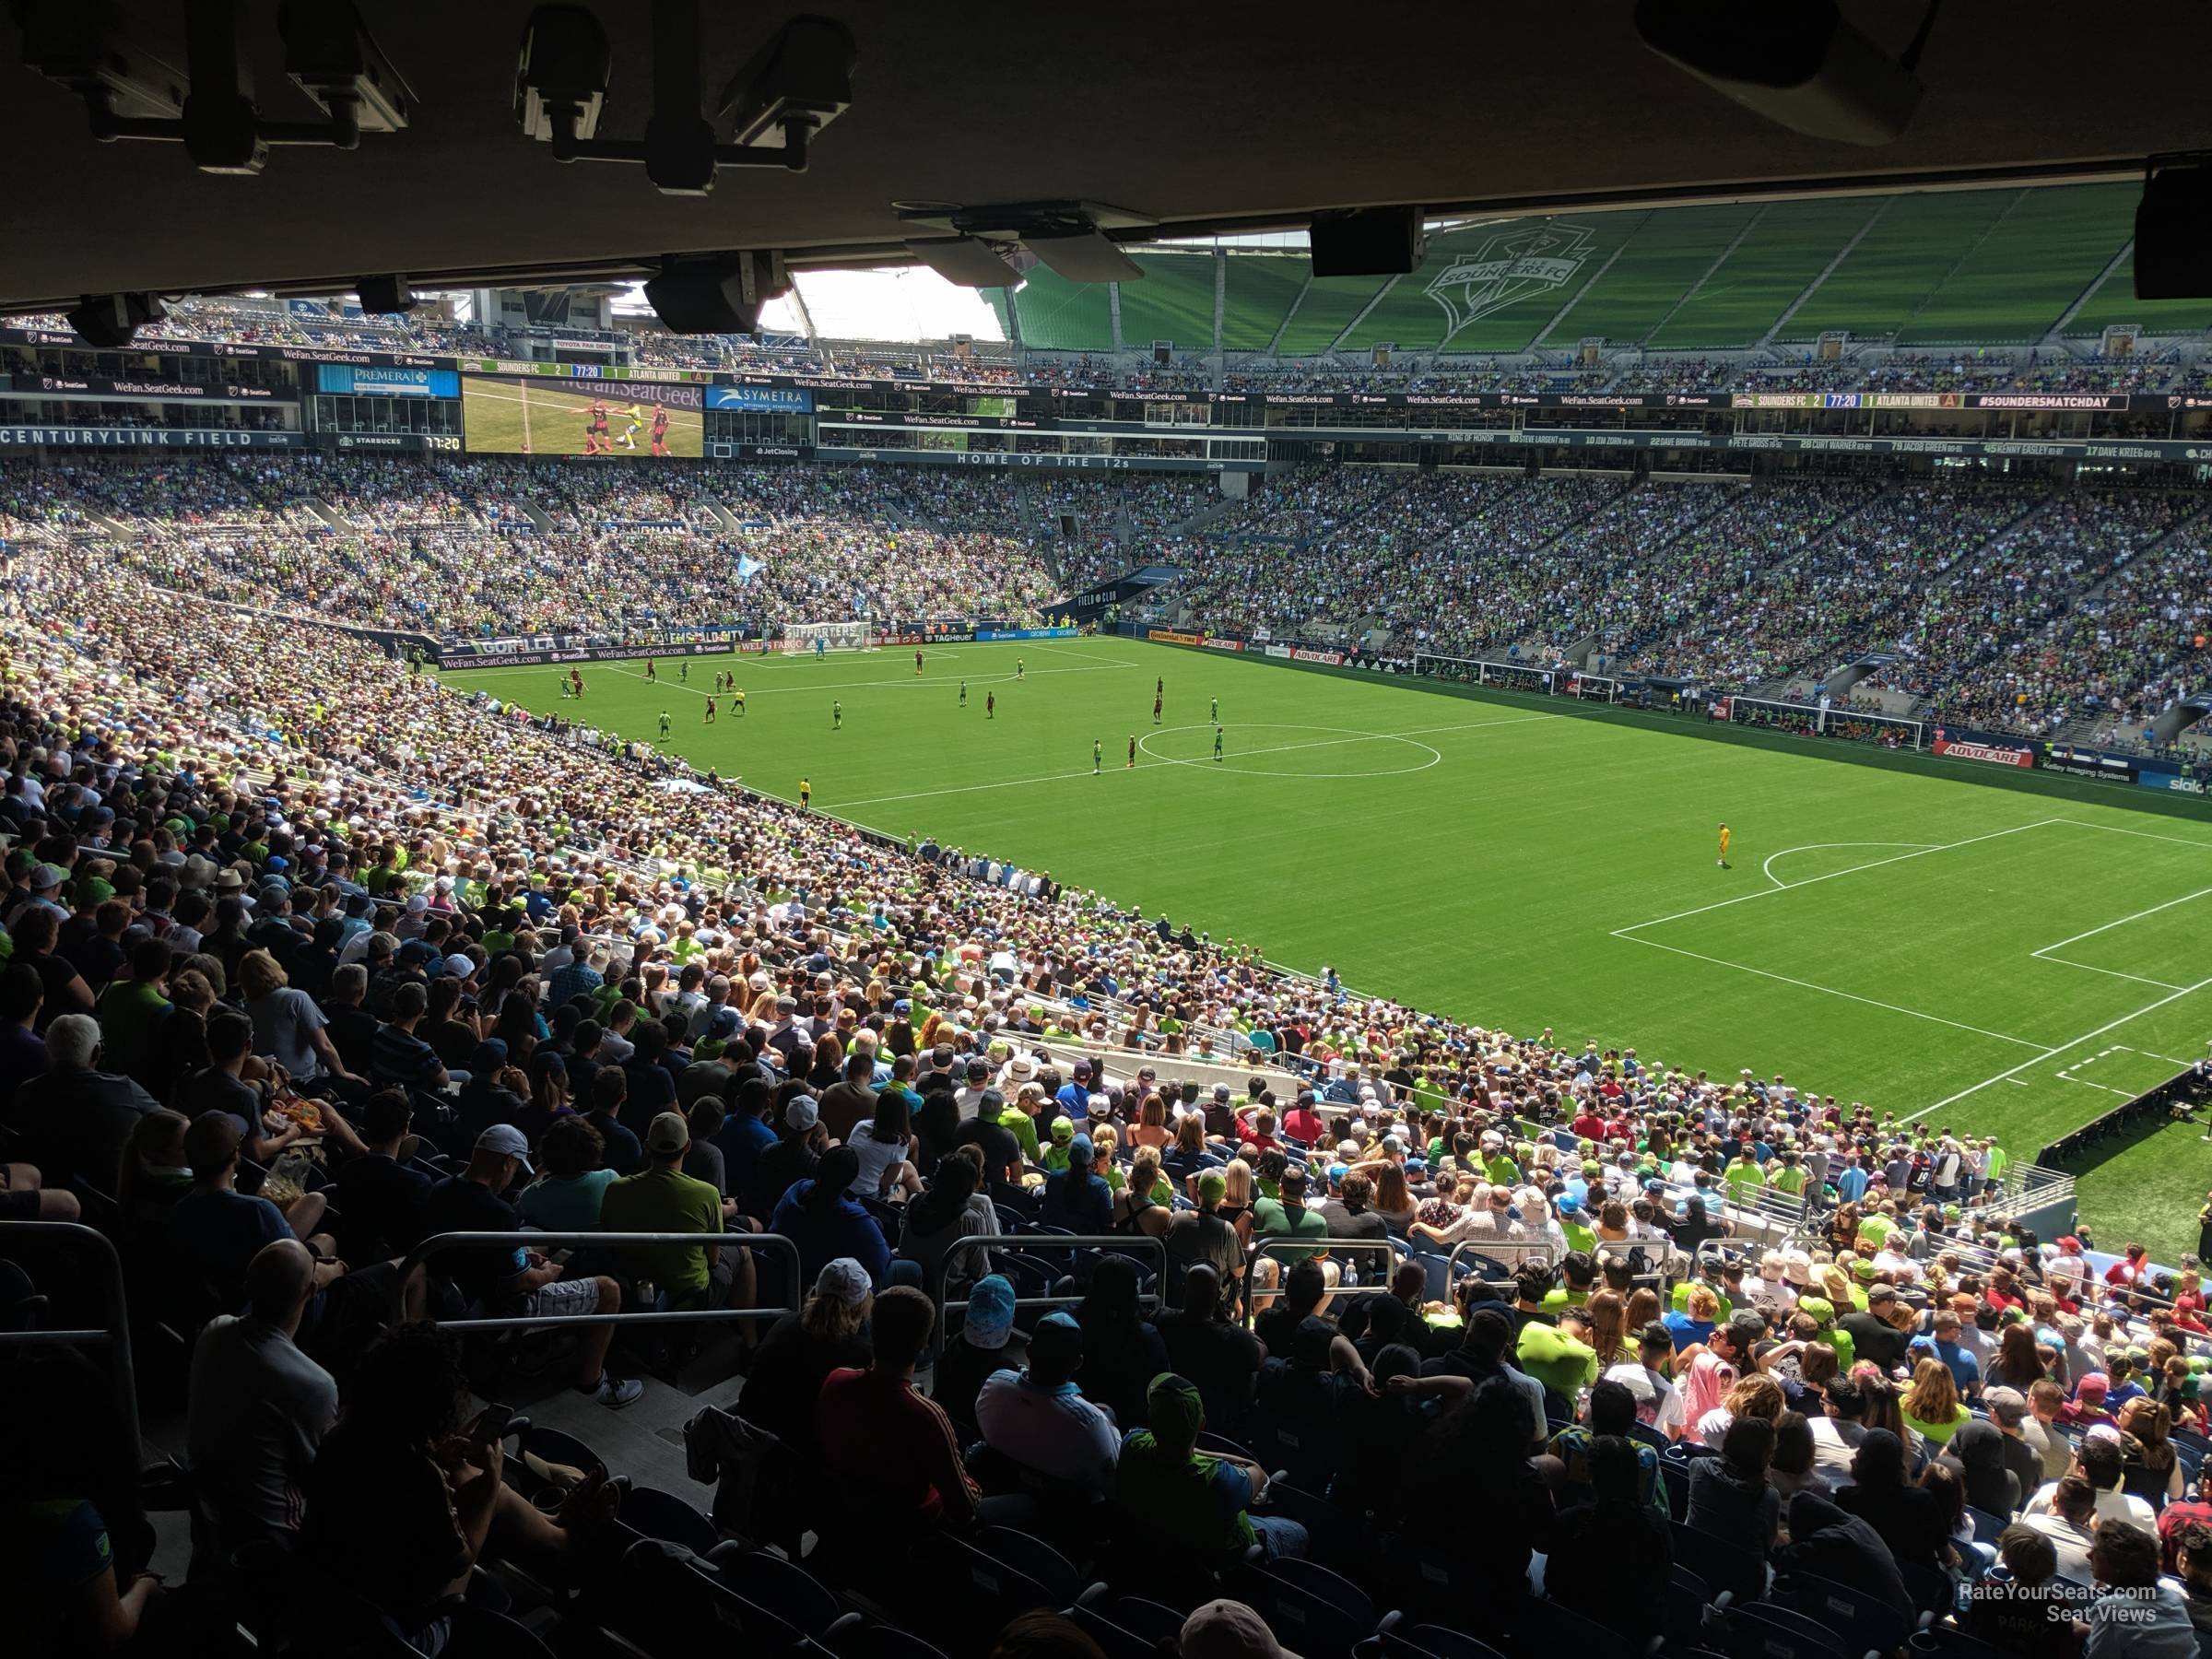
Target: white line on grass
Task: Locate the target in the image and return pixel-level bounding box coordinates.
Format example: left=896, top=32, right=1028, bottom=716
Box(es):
left=1901, top=971, right=2212, bottom=1122
left=594, top=657, right=1136, bottom=700
left=1612, top=818, right=2060, bottom=936
left=2036, top=958, right=2190, bottom=992
left=1759, top=841, right=1937, bottom=890
left=821, top=713, right=1559, bottom=812
left=2030, top=885, right=2212, bottom=957
left=2051, top=818, right=2212, bottom=852
left=1615, top=935, right=2052, bottom=1050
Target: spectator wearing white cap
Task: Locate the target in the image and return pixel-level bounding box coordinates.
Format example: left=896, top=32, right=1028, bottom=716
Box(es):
left=416, top=1124, right=641, bottom=1408
left=741, top=1257, right=875, bottom=1463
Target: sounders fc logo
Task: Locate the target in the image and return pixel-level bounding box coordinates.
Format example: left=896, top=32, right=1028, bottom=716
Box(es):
left=1424, top=221, right=1596, bottom=339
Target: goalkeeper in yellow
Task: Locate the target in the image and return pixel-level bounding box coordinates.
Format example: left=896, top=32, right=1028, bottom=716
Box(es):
left=618, top=403, right=648, bottom=450
left=1717, top=822, right=1732, bottom=869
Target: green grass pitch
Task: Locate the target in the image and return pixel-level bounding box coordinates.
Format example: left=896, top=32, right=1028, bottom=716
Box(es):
left=441, top=636, right=2212, bottom=1257
left=459, top=377, right=704, bottom=457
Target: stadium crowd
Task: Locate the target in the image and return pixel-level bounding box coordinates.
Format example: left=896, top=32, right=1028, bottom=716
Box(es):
left=6, top=451, right=2212, bottom=1654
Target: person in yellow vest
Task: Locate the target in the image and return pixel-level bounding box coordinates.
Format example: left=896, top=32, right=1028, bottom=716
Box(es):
left=1717, top=822, right=1732, bottom=869
left=798, top=777, right=811, bottom=811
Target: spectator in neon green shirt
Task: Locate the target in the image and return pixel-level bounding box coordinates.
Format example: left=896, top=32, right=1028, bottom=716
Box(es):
left=1724, top=1153, right=1766, bottom=1198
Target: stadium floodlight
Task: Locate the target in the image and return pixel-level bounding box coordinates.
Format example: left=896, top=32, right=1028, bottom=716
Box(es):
left=514, top=6, right=611, bottom=145
left=904, top=237, right=1030, bottom=288
left=279, top=2, right=416, bottom=142
left=515, top=6, right=852, bottom=192
left=65, top=292, right=168, bottom=348
left=643, top=251, right=790, bottom=335
left=356, top=276, right=416, bottom=314
left=17, top=0, right=413, bottom=171
left=1632, top=0, right=1930, bottom=147
left=1309, top=207, right=1428, bottom=278
left=2135, top=155, right=2212, bottom=300
left=895, top=201, right=1152, bottom=284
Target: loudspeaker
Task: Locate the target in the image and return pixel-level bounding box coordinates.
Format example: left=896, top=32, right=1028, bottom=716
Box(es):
left=357, top=276, right=416, bottom=314
left=65, top=292, right=167, bottom=347
left=1309, top=207, right=1426, bottom=278
left=643, top=253, right=788, bottom=334
left=2135, top=160, right=2212, bottom=300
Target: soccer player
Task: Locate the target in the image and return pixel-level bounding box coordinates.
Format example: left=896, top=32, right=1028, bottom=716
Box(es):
left=959, top=680, right=968, bottom=708
left=650, top=404, right=671, bottom=457
left=1214, top=727, right=1224, bottom=763
left=645, top=658, right=656, bottom=681
left=1209, top=695, right=1218, bottom=723
left=619, top=403, right=646, bottom=450
left=659, top=710, right=672, bottom=738
left=1017, top=658, right=1026, bottom=680
left=815, top=636, right=827, bottom=660
left=570, top=667, right=584, bottom=699
left=679, top=661, right=688, bottom=682
left=986, top=691, right=995, bottom=720
left=1126, top=735, right=1136, bottom=769
left=1157, top=675, right=1164, bottom=698
left=833, top=700, right=842, bottom=730
left=703, top=696, right=716, bottom=724
left=1717, top=822, right=1732, bottom=868
left=733, top=686, right=745, bottom=717
left=914, top=649, right=924, bottom=675
left=555, top=674, right=569, bottom=700
left=799, top=777, right=811, bottom=811
left=585, top=398, right=609, bottom=454
left=1093, top=738, right=1102, bottom=774
left=1152, top=690, right=1162, bottom=725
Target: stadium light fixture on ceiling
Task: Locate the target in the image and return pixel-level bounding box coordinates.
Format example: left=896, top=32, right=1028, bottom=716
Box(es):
left=904, top=237, right=1035, bottom=289
left=2135, top=155, right=2212, bottom=300
left=514, top=5, right=853, bottom=196
left=893, top=202, right=1152, bottom=285
left=15, top=0, right=415, bottom=174
left=1632, top=0, right=1935, bottom=147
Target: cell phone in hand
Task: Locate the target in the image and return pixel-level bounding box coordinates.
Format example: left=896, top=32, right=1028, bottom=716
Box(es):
left=473, top=1403, right=515, bottom=1445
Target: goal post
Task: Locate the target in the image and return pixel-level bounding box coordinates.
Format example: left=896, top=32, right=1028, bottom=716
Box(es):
left=775, top=619, right=876, bottom=654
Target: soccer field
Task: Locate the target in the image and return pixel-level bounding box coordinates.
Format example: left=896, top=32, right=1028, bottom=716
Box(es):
left=442, top=636, right=2212, bottom=1254
left=459, top=376, right=704, bottom=457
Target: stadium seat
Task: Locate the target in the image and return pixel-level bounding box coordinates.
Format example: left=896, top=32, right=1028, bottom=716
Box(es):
left=1231, top=1557, right=1384, bottom=1659
left=1725, top=1601, right=1865, bottom=1659
left=1070, top=1588, right=1189, bottom=1658
left=1368, top=1627, right=1511, bottom=1659
left=1965, top=1504, right=2009, bottom=1545
left=1773, top=1570, right=1920, bottom=1657
left=707, top=1545, right=862, bottom=1645
left=1502, top=1593, right=1663, bottom=1659
left=618, top=1487, right=722, bottom=1556
left=1668, top=1522, right=1766, bottom=1605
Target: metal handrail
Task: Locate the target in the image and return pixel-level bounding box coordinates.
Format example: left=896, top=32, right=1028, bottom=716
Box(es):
left=930, top=1232, right=1168, bottom=1361
left=0, top=1219, right=142, bottom=1454
left=396, top=1230, right=803, bottom=1332
left=1241, top=1234, right=1405, bottom=1328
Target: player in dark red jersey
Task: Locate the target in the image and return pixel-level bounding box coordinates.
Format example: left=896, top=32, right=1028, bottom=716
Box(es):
left=650, top=405, right=671, bottom=457
left=585, top=398, right=610, bottom=455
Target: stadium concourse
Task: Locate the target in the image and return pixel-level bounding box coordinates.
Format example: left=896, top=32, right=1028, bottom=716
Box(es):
left=4, top=451, right=2212, bottom=1657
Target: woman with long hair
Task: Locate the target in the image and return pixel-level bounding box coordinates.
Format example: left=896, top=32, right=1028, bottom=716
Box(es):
left=1901, top=1357, right=1970, bottom=1447
left=1584, top=1289, right=1631, bottom=1369
left=1128, top=1092, right=1173, bottom=1152
left=847, top=1090, right=922, bottom=1199
left=1624, top=1286, right=1663, bottom=1337
left=2120, top=1396, right=2185, bottom=1504
left=1115, top=1147, right=1175, bottom=1240
left=897, top=1147, right=998, bottom=1296
left=1837, top=1428, right=1948, bottom=1570
left=1217, top=1157, right=1257, bottom=1247
left=1986, top=1320, right=2047, bottom=1391
left=115, top=1107, right=193, bottom=1223
left=1162, top=1112, right=1211, bottom=1184
left=1824, top=1201, right=1861, bottom=1256
left=806, top=1031, right=845, bottom=1091
left=1370, top=1161, right=1417, bottom=1233
left=1853, top=1364, right=1908, bottom=1442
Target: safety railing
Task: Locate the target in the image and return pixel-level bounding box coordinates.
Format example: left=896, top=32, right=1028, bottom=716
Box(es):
left=1445, top=1237, right=1563, bottom=1282
left=1241, top=1235, right=1405, bottom=1327
left=395, top=1230, right=803, bottom=1332
left=930, top=1232, right=1168, bottom=1361
left=0, top=1220, right=143, bottom=1455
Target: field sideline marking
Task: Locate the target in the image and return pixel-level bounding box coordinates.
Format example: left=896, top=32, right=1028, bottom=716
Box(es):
left=1615, top=935, right=2052, bottom=1050
left=1901, top=971, right=2212, bottom=1122
left=822, top=713, right=1559, bottom=813
left=584, top=654, right=1138, bottom=700
left=1612, top=818, right=2061, bottom=935
left=1759, top=841, right=1936, bottom=890
left=2052, top=818, right=2212, bottom=852
left=2029, top=884, right=2212, bottom=958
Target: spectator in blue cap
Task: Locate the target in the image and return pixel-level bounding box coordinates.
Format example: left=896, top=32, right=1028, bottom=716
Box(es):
left=934, top=1270, right=1025, bottom=1441
left=977, top=1310, right=1119, bottom=1495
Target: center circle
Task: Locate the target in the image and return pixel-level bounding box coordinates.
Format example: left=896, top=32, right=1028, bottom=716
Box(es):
left=1136, top=722, right=1442, bottom=779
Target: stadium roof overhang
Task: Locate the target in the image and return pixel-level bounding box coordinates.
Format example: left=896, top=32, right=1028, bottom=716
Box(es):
left=4, top=1, right=2209, bottom=311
